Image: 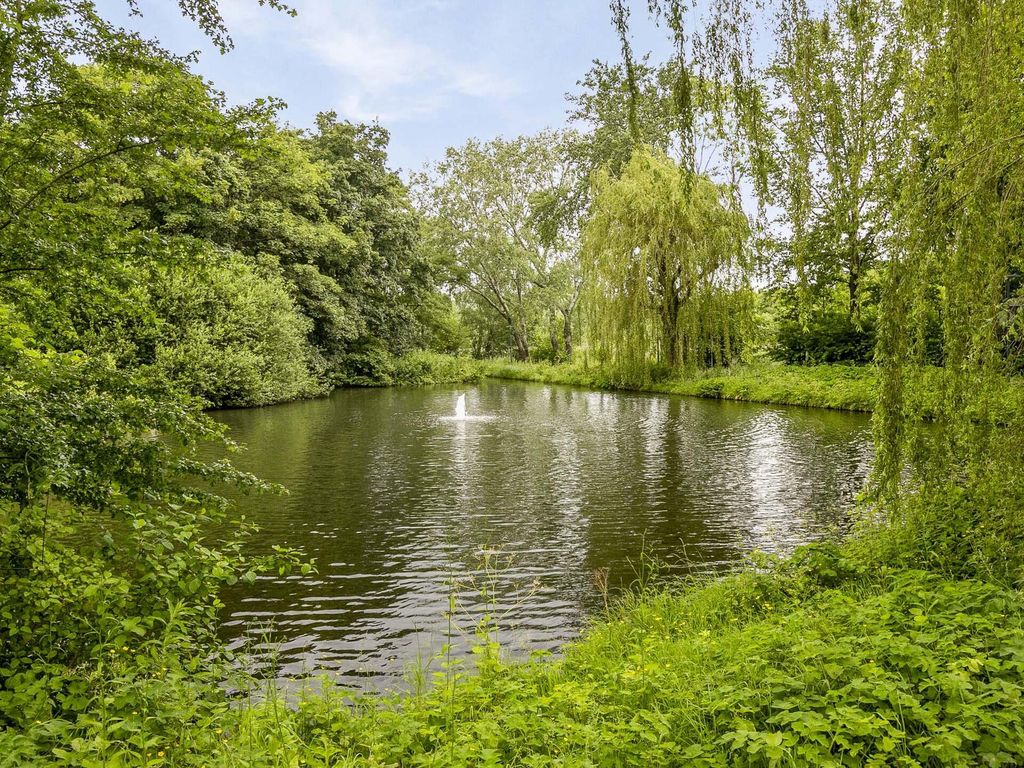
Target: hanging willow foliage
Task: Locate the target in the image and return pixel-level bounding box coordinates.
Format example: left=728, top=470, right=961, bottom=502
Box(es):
left=873, top=0, right=1024, bottom=504
left=581, top=148, right=752, bottom=380
left=622, top=0, right=1023, bottom=513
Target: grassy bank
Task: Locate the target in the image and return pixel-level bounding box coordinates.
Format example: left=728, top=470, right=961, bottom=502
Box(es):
left=480, top=359, right=879, bottom=412
left=8, top=533, right=1023, bottom=766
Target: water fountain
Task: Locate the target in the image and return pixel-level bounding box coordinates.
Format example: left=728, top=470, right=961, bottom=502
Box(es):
left=440, top=392, right=493, bottom=423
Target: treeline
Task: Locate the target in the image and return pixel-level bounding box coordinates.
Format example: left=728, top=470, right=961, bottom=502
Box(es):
left=416, top=0, right=1022, bottom=374
left=1, top=8, right=460, bottom=410
left=0, top=0, right=463, bottom=740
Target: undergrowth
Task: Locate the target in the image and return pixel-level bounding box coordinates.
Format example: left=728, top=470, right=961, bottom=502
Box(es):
left=481, top=359, right=879, bottom=412
left=5, top=504, right=1024, bottom=766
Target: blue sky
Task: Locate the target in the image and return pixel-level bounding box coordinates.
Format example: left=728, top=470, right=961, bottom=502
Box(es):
left=96, top=1, right=675, bottom=174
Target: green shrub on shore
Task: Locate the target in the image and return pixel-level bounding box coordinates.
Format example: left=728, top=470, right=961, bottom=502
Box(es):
left=333, top=351, right=482, bottom=388
left=6, top=543, right=1024, bottom=767
left=391, top=351, right=484, bottom=386
left=481, top=359, right=879, bottom=412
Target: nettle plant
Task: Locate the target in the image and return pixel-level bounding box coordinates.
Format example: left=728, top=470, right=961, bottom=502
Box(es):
left=0, top=309, right=308, bottom=727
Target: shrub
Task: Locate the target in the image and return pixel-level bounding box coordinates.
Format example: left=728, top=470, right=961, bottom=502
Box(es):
left=150, top=255, right=324, bottom=407
left=774, top=313, right=875, bottom=365
left=390, top=351, right=481, bottom=386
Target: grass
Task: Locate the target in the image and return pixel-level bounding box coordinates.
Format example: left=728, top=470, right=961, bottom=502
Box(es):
left=480, top=358, right=879, bottom=412
left=7, top=540, right=1023, bottom=766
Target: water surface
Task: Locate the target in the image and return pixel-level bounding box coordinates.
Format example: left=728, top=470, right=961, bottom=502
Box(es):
left=213, top=381, right=872, bottom=689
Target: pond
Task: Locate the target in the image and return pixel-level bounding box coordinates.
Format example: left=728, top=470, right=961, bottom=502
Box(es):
left=213, top=380, right=873, bottom=691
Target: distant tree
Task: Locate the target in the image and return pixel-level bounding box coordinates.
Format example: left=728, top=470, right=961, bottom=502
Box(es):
left=764, top=0, right=905, bottom=320
left=416, top=131, right=581, bottom=361
left=582, top=148, right=752, bottom=376
left=567, top=58, right=679, bottom=177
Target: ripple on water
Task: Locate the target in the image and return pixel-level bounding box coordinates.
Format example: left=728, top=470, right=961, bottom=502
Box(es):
left=212, top=382, right=873, bottom=692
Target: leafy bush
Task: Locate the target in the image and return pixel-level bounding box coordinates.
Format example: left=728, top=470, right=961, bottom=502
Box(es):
left=0, top=311, right=306, bottom=730
left=334, top=342, right=397, bottom=386
left=774, top=313, right=875, bottom=365
left=390, top=351, right=482, bottom=385
left=149, top=255, right=325, bottom=407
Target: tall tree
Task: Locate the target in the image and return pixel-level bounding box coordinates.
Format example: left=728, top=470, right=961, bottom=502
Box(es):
left=416, top=132, right=580, bottom=361
left=582, top=148, right=752, bottom=377
left=567, top=58, right=679, bottom=177
left=766, top=0, right=905, bottom=320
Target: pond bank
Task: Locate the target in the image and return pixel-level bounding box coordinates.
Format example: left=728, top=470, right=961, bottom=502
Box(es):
left=25, top=541, right=1020, bottom=766
left=374, top=352, right=879, bottom=412
left=479, top=359, right=878, bottom=412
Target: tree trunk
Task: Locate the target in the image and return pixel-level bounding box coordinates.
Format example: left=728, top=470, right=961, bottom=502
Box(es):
left=560, top=307, right=573, bottom=362
left=548, top=310, right=561, bottom=361
left=658, top=252, right=681, bottom=367
left=662, top=289, right=681, bottom=367
left=0, top=25, right=21, bottom=120
left=511, top=326, right=530, bottom=361
left=848, top=263, right=860, bottom=320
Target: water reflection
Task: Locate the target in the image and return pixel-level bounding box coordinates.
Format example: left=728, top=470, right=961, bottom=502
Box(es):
left=212, top=381, right=873, bottom=690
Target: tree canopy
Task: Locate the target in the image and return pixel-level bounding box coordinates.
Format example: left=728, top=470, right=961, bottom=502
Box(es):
left=582, top=148, right=752, bottom=378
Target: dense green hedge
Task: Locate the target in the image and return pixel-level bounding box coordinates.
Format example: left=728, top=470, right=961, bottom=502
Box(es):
left=773, top=314, right=876, bottom=365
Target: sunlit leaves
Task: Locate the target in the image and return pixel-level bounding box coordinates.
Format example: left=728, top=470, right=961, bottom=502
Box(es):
left=582, top=148, right=753, bottom=378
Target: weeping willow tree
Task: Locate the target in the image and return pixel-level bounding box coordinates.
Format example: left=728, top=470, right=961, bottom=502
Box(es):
left=617, top=0, right=1024, bottom=569
left=872, top=0, right=1024, bottom=512
left=581, top=148, right=752, bottom=380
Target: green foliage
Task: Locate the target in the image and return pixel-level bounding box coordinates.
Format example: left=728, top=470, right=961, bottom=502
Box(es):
left=0, top=306, right=308, bottom=728
left=390, top=351, right=482, bottom=387
left=7, top=547, right=1024, bottom=766
left=4, top=1, right=1024, bottom=766
left=871, top=0, right=1024, bottom=503
left=774, top=313, right=876, bottom=365
left=567, top=57, right=681, bottom=177
left=760, top=0, right=904, bottom=321
left=415, top=131, right=583, bottom=363
left=149, top=253, right=323, bottom=407
left=582, top=148, right=753, bottom=379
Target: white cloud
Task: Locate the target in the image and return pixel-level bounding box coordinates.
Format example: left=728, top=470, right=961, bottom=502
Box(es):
left=289, top=0, right=518, bottom=123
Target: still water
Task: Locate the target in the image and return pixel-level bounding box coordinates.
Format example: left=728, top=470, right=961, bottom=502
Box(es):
left=213, top=381, right=872, bottom=690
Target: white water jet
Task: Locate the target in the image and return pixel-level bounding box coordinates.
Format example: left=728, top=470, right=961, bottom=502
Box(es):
left=440, top=392, right=493, bottom=423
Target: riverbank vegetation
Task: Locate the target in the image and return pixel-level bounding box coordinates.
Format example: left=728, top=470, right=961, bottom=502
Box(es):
left=483, top=359, right=879, bottom=411
left=3, top=0, right=1024, bottom=764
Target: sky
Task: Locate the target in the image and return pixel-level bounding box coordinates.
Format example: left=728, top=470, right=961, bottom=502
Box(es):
left=95, top=0, right=676, bottom=174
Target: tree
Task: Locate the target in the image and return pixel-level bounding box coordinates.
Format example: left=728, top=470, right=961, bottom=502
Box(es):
left=150, top=106, right=435, bottom=384
left=0, top=0, right=310, bottom=729
left=765, top=0, right=905, bottom=320
left=416, top=132, right=580, bottom=361
left=308, top=113, right=431, bottom=366
left=567, top=57, right=680, bottom=178
left=582, top=148, right=752, bottom=377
